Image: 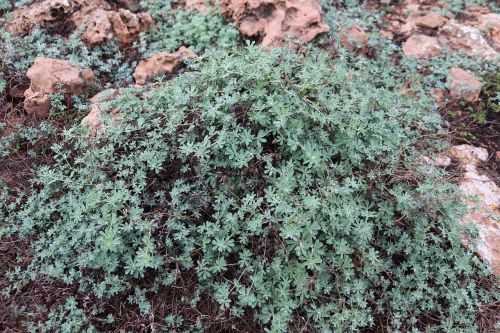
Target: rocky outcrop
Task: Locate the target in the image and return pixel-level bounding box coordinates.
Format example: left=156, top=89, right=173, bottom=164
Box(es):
left=220, top=0, right=329, bottom=48
left=24, top=58, right=95, bottom=117
left=82, top=9, right=154, bottom=45
left=438, top=20, right=497, bottom=60
left=5, top=0, right=110, bottom=36
left=447, top=145, right=500, bottom=277
left=5, top=0, right=153, bottom=45
left=133, top=47, right=197, bottom=85
left=447, top=68, right=482, bottom=102
left=402, top=34, right=442, bottom=58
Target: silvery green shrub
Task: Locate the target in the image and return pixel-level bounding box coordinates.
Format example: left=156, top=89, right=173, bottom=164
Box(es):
left=4, top=45, right=498, bottom=332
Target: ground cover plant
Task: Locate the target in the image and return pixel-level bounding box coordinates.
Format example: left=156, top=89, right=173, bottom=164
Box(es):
left=0, top=0, right=499, bottom=331
left=1, top=45, right=498, bottom=332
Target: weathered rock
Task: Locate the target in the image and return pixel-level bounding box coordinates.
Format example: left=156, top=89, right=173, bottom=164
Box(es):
left=133, top=47, right=197, bottom=85
left=439, top=20, right=497, bottom=60
left=24, top=58, right=95, bottom=117
left=466, top=4, right=490, bottom=16
left=449, top=145, right=489, bottom=165
left=4, top=0, right=153, bottom=45
left=415, top=12, right=447, bottom=29
left=82, top=9, right=154, bottom=45
left=5, top=0, right=110, bottom=36
left=6, top=0, right=76, bottom=35
left=477, top=13, right=500, bottom=51
left=341, top=24, right=369, bottom=50
left=402, top=34, right=442, bottom=58
left=220, top=0, right=329, bottom=48
left=448, top=68, right=482, bottom=102
left=23, top=91, right=52, bottom=118
left=399, top=12, right=421, bottom=35
left=448, top=145, right=500, bottom=277
left=385, top=0, right=447, bottom=36
left=399, top=11, right=447, bottom=35
left=82, top=89, right=119, bottom=133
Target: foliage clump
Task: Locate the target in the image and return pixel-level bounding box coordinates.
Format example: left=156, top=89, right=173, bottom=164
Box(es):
left=3, top=45, right=498, bottom=332
left=136, top=6, right=240, bottom=56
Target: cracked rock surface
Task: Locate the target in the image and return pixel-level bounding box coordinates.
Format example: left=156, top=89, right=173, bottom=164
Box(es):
left=220, top=0, right=329, bottom=48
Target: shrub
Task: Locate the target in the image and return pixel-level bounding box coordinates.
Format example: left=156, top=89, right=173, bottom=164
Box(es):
left=137, top=8, right=240, bottom=56
left=3, top=45, right=498, bottom=332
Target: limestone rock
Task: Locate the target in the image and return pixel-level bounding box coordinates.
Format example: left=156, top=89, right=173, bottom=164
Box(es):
left=439, top=20, right=497, bottom=60
left=220, top=0, right=329, bottom=48
left=341, top=24, right=369, bottom=50
left=23, top=91, right=52, bottom=118
left=4, top=0, right=153, bottom=45
left=477, top=13, right=500, bottom=51
left=402, top=34, right=442, bottom=58
left=24, top=58, right=95, bottom=117
left=83, top=9, right=154, bottom=45
left=448, top=145, right=500, bottom=277
left=415, top=12, right=447, bottom=29
left=6, top=0, right=77, bottom=35
left=82, top=89, right=119, bottom=133
left=399, top=12, right=421, bottom=35
left=5, top=0, right=110, bottom=36
left=133, top=47, right=197, bottom=85
left=447, top=68, right=482, bottom=102
left=449, top=145, right=488, bottom=165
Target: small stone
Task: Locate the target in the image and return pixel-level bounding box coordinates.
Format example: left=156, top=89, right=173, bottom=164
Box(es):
left=434, top=154, right=451, bottom=167
left=448, top=68, right=482, bottom=102
left=448, top=144, right=488, bottom=165
left=23, top=90, right=51, bottom=118
left=82, top=89, right=120, bottom=134
left=133, top=47, right=197, bottom=85
left=415, top=12, right=447, bottom=29
left=402, top=34, right=442, bottom=58
left=341, top=24, right=369, bottom=50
